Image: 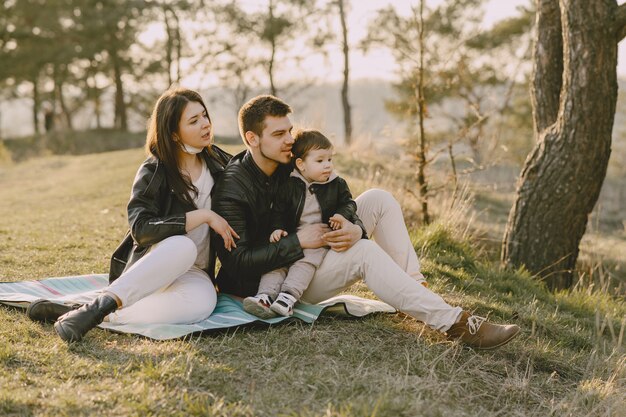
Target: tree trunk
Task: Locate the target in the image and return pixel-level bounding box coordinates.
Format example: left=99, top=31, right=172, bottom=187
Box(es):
left=416, top=0, right=430, bottom=225
left=56, top=82, right=73, bottom=130
left=164, top=6, right=174, bottom=87
left=91, top=76, right=102, bottom=129
left=173, top=9, right=182, bottom=84
left=110, top=49, right=128, bottom=131
left=503, top=0, right=619, bottom=290
left=531, top=0, right=562, bottom=132
left=268, top=38, right=277, bottom=96
left=268, top=0, right=277, bottom=96
left=54, top=70, right=73, bottom=131
left=32, top=76, right=40, bottom=135
left=338, top=0, right=352, bottom=146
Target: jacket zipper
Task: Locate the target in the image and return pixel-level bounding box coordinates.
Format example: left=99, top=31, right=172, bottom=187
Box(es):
left=148, top=219, right=185, bottom=225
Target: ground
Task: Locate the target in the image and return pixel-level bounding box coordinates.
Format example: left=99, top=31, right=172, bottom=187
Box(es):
left=0, top=145, right=624, bottom=416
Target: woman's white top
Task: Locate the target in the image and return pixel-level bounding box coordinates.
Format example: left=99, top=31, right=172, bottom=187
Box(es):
left=186, top=162, right=214, bottom=269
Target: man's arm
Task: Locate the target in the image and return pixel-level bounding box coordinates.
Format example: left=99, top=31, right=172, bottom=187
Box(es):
left=212, top=188, right=304, bottom=279
left=212, top=165, right=312, bottom=280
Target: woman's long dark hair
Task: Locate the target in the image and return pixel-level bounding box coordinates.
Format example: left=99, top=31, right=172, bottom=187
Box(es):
left=145, top=88, right=214, bottom=207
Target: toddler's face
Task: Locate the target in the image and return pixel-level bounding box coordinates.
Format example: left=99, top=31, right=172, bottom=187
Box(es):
left=298, top=148, right=334, bottom=183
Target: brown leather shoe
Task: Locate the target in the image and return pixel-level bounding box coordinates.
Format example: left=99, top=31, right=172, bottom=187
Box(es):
left=446, top=311, right=520, bottom=350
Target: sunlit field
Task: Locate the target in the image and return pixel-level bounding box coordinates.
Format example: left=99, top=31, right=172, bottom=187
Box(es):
left=0, top=140, right=624, bottom=416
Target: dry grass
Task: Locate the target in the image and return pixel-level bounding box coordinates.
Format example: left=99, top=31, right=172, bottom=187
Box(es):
left=0, top=142, right=625, bottom=416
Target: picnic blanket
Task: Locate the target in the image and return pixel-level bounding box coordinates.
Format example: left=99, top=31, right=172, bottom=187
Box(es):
left=0, top=274, right=395, bottom=340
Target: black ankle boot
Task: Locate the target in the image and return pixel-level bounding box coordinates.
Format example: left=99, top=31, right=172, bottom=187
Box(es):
left=27, top=299, right=79, bottom=323
left=54, top=294, right=118, bottom=342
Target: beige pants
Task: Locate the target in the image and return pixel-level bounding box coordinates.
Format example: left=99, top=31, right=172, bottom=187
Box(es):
left=301, top=189, right=462, bottom=332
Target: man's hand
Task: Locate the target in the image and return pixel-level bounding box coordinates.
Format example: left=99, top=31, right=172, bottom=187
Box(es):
left=297, top=224, right=331, bottom=249
left=270, top=229, right=288, bottom=243
left=323, top=222, right=362, bottom=252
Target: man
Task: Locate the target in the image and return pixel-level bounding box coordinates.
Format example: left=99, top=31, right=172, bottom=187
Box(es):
left=212, top=95, right=520, bottom=350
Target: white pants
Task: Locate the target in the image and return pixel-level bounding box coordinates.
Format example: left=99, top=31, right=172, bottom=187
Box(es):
left=301, top=189, right=463, bottom=332
left=105, top=235, right=217, bottom=325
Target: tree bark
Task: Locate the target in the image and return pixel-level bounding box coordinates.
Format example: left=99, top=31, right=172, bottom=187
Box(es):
left=338, top=0, right=353, bottom=146
left=531, top=0, right=563, bottom=132
left=503, top=0, right=618, bottom=290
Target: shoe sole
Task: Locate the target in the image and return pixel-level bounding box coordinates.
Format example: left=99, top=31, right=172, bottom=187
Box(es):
left=243, top=298, right=277, bottom=319
left=270, top=303, right=293, bottom=317
left=474, top=327, right=521, bottom=351
left=26, top=299, right=74, bottom=323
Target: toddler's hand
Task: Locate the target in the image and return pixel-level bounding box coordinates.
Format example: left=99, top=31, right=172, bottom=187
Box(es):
left=329, top=213, right=348, bottom=230
left=270, top=229, right=288, bottom=243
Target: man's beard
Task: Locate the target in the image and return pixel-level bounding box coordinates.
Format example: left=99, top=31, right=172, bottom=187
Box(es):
left=259, top=142, right=289, bottom=165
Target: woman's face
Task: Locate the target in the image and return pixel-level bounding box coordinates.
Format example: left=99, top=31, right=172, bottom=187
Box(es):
left=177, top=101, right=212, bottom=150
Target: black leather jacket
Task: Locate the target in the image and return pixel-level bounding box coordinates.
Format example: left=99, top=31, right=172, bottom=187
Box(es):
left=271, top=170, right=368, bottom=238
left=108, top=145, right=231, bottom=283
left=211, top=151, right=304, bottom=296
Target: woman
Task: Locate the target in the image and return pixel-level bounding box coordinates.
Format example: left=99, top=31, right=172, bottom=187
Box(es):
left=27, top=88, right=238, bottom=342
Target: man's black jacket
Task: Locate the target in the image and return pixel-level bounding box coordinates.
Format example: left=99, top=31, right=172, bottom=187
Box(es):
left=270, top=170, right=367, bottom=239
left=109, top=146, right=231, bottom=283
left=211, top=151, right=305, bottom=296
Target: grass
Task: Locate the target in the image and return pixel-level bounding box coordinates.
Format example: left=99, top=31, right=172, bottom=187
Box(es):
left=0, top=143, right=625, bottom=416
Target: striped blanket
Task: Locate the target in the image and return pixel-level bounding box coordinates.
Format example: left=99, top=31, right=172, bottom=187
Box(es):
left=0, top=274, right=395, bottom=340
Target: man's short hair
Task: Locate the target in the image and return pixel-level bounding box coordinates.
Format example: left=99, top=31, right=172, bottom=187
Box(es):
left=292, top=129, right=333, bottom=160
left=238, top=95, right=292, bottom=141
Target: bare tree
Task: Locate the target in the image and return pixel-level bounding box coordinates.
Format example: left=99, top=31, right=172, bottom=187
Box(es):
left=216, top=0, right=326, bottom=97
left=336, top=0, right=353, bottom=146
left=415, top=0, right=430, bottom=224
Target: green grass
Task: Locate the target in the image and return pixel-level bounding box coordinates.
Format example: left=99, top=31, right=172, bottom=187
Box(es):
left=0, top=144, right=625, bottom=416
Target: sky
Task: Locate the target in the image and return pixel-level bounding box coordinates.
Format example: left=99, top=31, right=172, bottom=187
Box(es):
left=334, top=0, right=533, bottom=81
left=210, top=0, right=626, bottom=84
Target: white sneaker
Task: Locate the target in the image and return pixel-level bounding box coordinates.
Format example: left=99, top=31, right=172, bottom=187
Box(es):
left=243, top=293, right=277, bottom=319
left=270, top=292, right=297, bottom=317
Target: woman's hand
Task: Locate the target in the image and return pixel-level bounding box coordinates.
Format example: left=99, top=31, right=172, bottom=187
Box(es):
left=207, top=210, right=240, bottom=251
left=270, top=229, right=288, bottom=243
